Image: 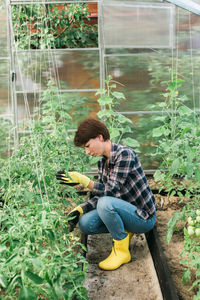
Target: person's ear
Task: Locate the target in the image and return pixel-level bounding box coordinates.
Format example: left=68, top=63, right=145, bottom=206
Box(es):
left=98, top=134, right=104, bottom=142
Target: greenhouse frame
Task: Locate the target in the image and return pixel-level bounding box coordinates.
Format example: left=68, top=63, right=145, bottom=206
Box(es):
left=0, top=1, right=200, bottom=300
left=0, top=0, right=199, bottom=170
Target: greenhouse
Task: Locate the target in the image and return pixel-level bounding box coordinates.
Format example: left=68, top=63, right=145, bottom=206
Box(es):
left=0, top=0, right=200, bottom=299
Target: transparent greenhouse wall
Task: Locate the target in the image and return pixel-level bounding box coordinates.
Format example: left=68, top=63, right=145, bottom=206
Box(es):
left=15, top=50, right=100, bottom=93
left=7, top=0, right=200, bottom=170
left=104, top=4, right=200, bottom=169
left=0, top=1, right=9, bottom=114
left=0, top=0, right=12, bottom=158
left=103, top=2, right=174, bottom=48
left=9, top=1, right=100, bottom=123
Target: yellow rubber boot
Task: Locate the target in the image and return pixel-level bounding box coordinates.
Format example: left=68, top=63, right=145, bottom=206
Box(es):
left=98, top=235, right=131, bottom=270
left=125, top=230, right=134, bottom=246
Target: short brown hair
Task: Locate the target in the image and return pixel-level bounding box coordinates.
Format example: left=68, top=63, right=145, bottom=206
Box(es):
left=74, top=118, right=110, bottom=147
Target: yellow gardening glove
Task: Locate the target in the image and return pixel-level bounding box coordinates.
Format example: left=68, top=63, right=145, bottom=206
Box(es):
left=68, top=171, right=90, bottom=188
left=67, top=205, right=84, bottom=232
left=56, top=170, right=90, bottom=188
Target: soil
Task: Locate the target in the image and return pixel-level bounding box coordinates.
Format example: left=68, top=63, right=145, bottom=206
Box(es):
left=155, top=194, right=196, bottom=300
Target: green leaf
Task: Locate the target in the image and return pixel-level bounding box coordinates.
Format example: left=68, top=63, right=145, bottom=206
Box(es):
left=117, top=114, right=132, bottom=124
left=122, top=137, right=140, bottom=148
left=95, top=89, right=107, bottom=96
left=45, top=229, right=55, bottom=241
left=153, top=116, right=167, bottom=122
left=25, top=270, right=44, bottom=285
left=6, top=253, right=19, bottom=264
left=186, top=164, right=193, bottom=178
left=195, top=169, right=200, bottom=182
left=110, top=128, right=120, bottom=139
left=97, top=110, right=114, bottom=119
left=97, top=96, right=113, bottom=106
left=167, top=211, right=183, bottom=243
left=158, top=102, right=167, bottom=107
left=0, top=274, right=7, bottom=288
left=171, top=158, right=180, bottom=172
left=153, top=170, right=165, bottom=182
left=19, top=287, right=37, bottom=300
left=110, top=83, right=116, bottom=89
left=0, top=246, right=7, bottom=253
left=182, top=268, right=191, bottom=285
left=152, top=126, right=165, bottom=137
left=41, top=210, right=47, bottom=227
left=178, top=105, right=193, bottom=116
left=112, top=91, right=125, bottom=100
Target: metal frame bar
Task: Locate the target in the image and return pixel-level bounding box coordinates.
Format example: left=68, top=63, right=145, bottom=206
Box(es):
left=15, top=89, right=98, bottom=94
left=166, top=0, right=200, bottom=15
left=10, top=0, right=99, bottom=4
left=6, top=0, right=19, bottom=150
left=13, top=48, right=100, bottom=53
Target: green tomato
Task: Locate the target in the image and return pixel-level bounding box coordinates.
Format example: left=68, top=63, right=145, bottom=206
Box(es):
left=187, top=226, right=195, bottom=236
left=196, top=209, right=200, bottom=216
left=187, top=217, right=195, bottom=226
left=196, top=216, right=200, bottom=223
left=195, top=228, right=200, bottom=237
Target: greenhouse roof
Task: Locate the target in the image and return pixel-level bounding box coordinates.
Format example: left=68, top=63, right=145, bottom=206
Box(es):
left=166, top=0, right=200, bottom=15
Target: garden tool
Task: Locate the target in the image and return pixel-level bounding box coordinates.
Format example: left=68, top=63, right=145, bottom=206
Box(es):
left=67, top=205, right=84, bottom=232
left=56, top=170, right=90, bottom=187
left=98, top=234, right=131, bottom=270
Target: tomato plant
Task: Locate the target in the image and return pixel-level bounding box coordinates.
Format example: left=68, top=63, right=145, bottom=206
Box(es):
left=12, top=3, right=98, bottom=49
left=0, top=84, right=90, bottom=299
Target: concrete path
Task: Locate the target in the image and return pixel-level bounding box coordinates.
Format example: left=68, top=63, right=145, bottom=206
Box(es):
left=84, top=233, right=163, bottom=300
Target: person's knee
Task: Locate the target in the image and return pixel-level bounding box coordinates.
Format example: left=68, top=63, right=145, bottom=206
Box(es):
left=78, top=215, right=90, bottom=235
left=97, top=196, right=112, bottom=214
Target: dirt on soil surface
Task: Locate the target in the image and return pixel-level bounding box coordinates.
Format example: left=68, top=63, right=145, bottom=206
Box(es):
left=155, top=194, right=196, bottom=300
left=84, top=233, right=163, bottom=300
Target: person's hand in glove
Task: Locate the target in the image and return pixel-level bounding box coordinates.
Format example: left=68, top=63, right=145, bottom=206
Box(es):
left=56, top=170, right=90, bottom=188
left=67, top=205, right=83, bottom=232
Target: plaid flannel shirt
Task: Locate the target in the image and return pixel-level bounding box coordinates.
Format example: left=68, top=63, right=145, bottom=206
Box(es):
left=81, top=143, right=156, bottom=220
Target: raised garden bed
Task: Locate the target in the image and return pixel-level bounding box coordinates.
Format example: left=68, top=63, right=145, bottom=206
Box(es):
left=78, top=176, right=198, bottom=300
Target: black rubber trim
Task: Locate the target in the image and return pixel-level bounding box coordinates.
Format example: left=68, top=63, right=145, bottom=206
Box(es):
left=145, top=226, right=180, bottom=300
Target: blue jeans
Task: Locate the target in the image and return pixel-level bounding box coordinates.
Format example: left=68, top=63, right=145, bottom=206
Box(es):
left=79, top=196, right=156, bottom=240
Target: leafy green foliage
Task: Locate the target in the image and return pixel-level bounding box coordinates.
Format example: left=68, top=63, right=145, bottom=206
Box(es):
left=180, top=205, right=200, bottom=298
left=12, top=3, right=98, bottom=49
left=96, top=75, right=140, bottom=151
left=147, top=72, right=200, bottom=193
left=0, top=84, right=90, bottom=299
left=166, top=198, right=200, bottom=299
left=0, top=118, right=13, bottom=159
left=148, top=72, right=200, bottom=299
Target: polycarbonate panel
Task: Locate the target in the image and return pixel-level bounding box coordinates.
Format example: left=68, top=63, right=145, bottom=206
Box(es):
left=0, top=5, right=8, bottom=57
left=105, top=48, right=200, bottom=112
left=15, top=50, right=100, bottom=92
left=103, top=2, right=175, bottom=48
left=105, top=53, right=172, bottom=112
left=16, top=91, right=99, bottom=123
left=0, top=60, right=9, bottom=115
left=120, top=113, right=162, bottom=170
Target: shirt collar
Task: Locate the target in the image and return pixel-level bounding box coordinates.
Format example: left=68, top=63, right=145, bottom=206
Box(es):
left=102, top=142, right=117, bottom=164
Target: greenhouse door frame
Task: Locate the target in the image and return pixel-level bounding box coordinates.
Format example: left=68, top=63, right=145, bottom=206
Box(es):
left=6, top=0, right=105, bottom=151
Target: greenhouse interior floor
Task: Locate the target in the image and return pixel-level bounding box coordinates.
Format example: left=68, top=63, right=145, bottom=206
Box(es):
left=83, top=233, right=163, bottom=300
